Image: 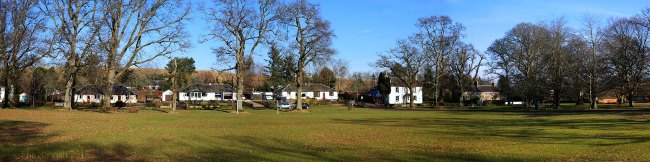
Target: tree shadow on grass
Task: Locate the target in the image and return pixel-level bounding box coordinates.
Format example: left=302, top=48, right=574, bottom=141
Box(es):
left=170, top=135, right=529, bottom=162
left=332, top=115, right=650, bottom=147
left=0, top=120, right=150, bottom=161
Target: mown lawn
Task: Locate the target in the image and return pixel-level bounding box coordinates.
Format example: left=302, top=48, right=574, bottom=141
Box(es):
left=2, top=105, right=650, bottom=161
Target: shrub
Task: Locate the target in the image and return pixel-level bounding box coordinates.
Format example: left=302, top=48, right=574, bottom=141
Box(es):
left=91, top=102, right=102, bottom=108
left=152, top=99, right=162, bottom=108
left=127, top=107, right=140, bottom=113
left=114, top=101, right=126, bottom=108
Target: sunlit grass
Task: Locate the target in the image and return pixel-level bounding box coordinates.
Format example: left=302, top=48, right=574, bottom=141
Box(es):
left=1, top=105, right=650, bottom=161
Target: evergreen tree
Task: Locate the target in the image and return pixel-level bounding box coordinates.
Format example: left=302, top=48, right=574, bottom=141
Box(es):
left=166, top=57, right=197, bottom=88
left=316, top=67, right=336, bottom=88
left=377, top=72, right=392, bottom=105
left=265, top=45, right=286, bottom=89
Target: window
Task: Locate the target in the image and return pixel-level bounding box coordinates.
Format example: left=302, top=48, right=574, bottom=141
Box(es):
left=301, top=93, right=306, bottom=97
left=94, top=95, right=101, bottom=99
left=330, top=91, right=334, bottom=96
left=395, top=87, right=399, bottom=93
left=315, top=91, right=321, bottom=97
left=191, top=92, right=201, bottom=98
left=413, top=95, right=417, bottom=101
left=395, top=96, right=399, bottom=102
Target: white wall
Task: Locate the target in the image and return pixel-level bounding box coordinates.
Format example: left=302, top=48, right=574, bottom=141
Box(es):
left=0, top=87, right=4, bottom=102
left=281, top=91, right=338, bottom=101
left=387, top=86, right=423, bottom=105
left=178, top=92, right=238, bottom=101
left=162, top=90, right=173, bottom=102
left=75, top=94, right=137, bottom=103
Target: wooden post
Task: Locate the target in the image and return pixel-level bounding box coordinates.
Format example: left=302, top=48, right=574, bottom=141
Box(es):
left=171, top=59, right=177, bottom=113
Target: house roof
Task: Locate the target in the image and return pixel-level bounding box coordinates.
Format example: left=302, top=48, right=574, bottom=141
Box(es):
left=180, top=83, right=234, bottom=93
left=476, top=85, right=497, bottom=92
left=76, top=85, right=136, bottom=95
left=389, top=78, right=423, bottom=87
left=278, top=83, right=335, bottom=92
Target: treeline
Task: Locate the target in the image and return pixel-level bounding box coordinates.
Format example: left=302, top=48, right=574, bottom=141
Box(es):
left=489, top=9, right=650, bottom=110
left=0, top=0, right=345, bottom=111
left=1, top=0, right=192, bottom=109
left=375, top=8, right=650, bottom=109
left=374, top=16, right=485, bottom=108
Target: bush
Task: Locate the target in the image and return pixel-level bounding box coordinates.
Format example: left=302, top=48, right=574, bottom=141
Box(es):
left=114, top=101, right=126, bottom=108
left=127, top=107, right=140, bottom=113
left=92, top=102, right=102, bottom=108
left=152, top=99, right=162, bottom=108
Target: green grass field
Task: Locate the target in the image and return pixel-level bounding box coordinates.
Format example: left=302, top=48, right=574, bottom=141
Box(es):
left=2, top=105, right=650, bottom=161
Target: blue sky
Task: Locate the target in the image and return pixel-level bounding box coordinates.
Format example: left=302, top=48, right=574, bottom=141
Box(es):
left=165, top=0, right=649, bottom=74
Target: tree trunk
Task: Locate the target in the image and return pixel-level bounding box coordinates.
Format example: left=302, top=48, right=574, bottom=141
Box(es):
left=171, top=60, right=177, bottom=113
left=628, top=94, right=634, bottom=108
left=408, top=87, right=414, bottom=108
left=63, top=77, right=74, bottom=110
left=2, top=75, right=9, bottom=108
left=295, top=72, right=303, bottom=110
left=553, top=88, right=559, bottom=109
left=236, top=65, right=244, bottom=113
left=103, top=69, right=115, bottom=109
left=458, top=87, right=464, bottom=108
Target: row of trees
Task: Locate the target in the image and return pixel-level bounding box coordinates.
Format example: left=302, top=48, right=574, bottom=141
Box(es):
left=375, top=16, right=483, bottom=108
left=374, top=8, right=650, bottom=110
left=0, top=0, right=192, bottom=109
left=206, top=0, right=335, bottom=111
left=490, top=8, right=650, bottom=109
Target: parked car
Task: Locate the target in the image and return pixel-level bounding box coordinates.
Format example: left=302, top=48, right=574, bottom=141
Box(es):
left=279, top=102, right=291, bottom=109
left=292, top=102, right=310, bottom=109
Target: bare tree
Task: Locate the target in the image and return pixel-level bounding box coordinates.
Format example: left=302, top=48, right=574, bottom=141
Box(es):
left=579, top=15, right=611, bottom=109
left=330, top=58, right=348, bottom=91
left=502, top=23, right=550, bottom=110
left=604, top=18, right=649, bottom=108
left=487, top=38, right=515, bottom=105
left=375, top=38, right=427, bottom=108
left=203, top=0, right=277, bottom=113
left=41, top=0, right=100, bottom=110
left=544, top=18, right=571, bottom=109
left=96, top=0, right=190, bottom=109
left=414, top=16, right=464, bottom=108
left=278, top=0, right=336, bottom=110
left=0, top=0, right=51, bottom=108
left=449, top=44, right=483, bottom=108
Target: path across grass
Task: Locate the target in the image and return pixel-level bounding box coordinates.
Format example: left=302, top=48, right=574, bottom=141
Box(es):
left=1, top=106, right=650, bottom=161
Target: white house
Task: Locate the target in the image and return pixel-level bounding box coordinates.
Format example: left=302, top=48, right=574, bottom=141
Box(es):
left=178, top=83, right=238, bottom=102
left=462, top=83, right=501, bottom=102
left=19, top=93, right=28, bottom=103
left=162, top=90, right=173, bottom=102
left=276, top=83, right=338, bottom=101
left=366, top=84, right=423, bottom=105
left=75, top=85, right=137, bottom=104
left=387, top=86, right=423, bottom=104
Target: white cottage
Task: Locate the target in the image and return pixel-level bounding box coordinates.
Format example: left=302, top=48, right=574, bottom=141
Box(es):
left=178, top=83, right=237, bottom=102
left=366, top=84, right=423, bottom=105
left=75, top=85, right=137, bottom=104
left=276, top=83, right=338, bottom=101
left=161, top=90, right=173, bottom=102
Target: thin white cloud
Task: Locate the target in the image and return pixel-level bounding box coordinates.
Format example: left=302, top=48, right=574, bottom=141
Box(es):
left=356, top=29, right=372, bottom=34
